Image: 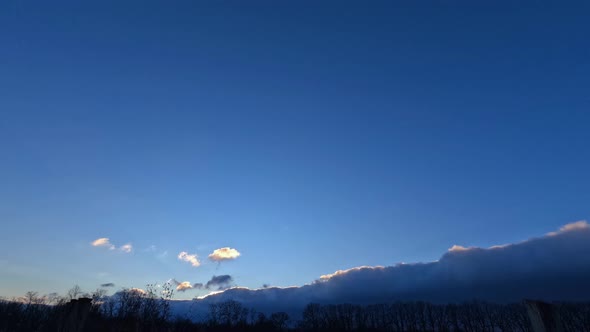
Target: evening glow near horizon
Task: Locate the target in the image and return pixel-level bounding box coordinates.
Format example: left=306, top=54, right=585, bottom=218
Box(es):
left=0, top=1, right=589, bottom=301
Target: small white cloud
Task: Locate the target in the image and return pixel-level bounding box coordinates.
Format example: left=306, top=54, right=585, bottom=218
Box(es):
left=178, top=251, right=201, bottom=267
left=208, top=247, right=241, bottom=262
left=176, top=281, right=193, bottom=292
left=169, top=278, right=203, bottom=292
left=91, top=238, right=115, bottom=250
left=120, top=244, right=133, bottom=253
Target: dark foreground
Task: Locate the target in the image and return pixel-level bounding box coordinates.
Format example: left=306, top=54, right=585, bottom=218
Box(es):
left=1, top=292, right=589, bottom=331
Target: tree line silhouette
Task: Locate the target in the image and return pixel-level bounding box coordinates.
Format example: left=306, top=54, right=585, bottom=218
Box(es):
left=1, top=285, right=589, bottom=331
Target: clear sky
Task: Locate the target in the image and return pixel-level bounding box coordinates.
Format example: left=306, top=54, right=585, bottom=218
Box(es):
left=0, top=1, right=589, bottom=299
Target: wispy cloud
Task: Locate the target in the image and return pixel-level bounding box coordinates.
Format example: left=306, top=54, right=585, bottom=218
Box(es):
left=157, top=250, right=168, bottom=260
left=100, top=283, right=115, bottom=288
left=144, top=245, right=157, bottom=252
left=178, top=251, right=200, bottom=267
left=91, top=238, right=115, bottom=250
left=91, top=237, right=133, bottom=253
left=208, top=247, right=241, bottom=262
left=120, top=244, right=133, bottom=253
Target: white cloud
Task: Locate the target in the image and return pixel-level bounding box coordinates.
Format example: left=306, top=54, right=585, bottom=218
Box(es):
left=176, top=281, right=193, bottom=292
left=178, top=251, right=201, bottom=267
left=120, top=244, right=133, bottom=253
left=208, top=247, right=241, bottom=262
left=91, top=238, right=115, bottom=250
left=91, top=237, right=136, bottom=253
left=169, top=278, right=204, bottom=292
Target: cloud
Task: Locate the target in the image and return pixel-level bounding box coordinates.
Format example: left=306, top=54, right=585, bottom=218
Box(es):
left=91, top=238, right=115, bottom=250
left=100, top=283, right=115, bottom=288
left=205, top=275, right=233, bottom=290
left=176, top=281, right=194, bottom=292
left=447, top=245, right=472, bottom=252
left=547, top=220, right=588, bottom=236
left=169, top=279, right=204, bottom=292
left=178, top=252, right=201, bottom=267
left=128, top=288, right=146, bottom=295
left=208, top=247, right=241, bottom=262
left=113, top=288, right=147, bottom=298
left=91, top=237, right=132, bottom=253
left=177, top=220, right=590, bottom=318
left=319, top=265, right=384, bottom=280
left=120, top=244, right=133, bottom=253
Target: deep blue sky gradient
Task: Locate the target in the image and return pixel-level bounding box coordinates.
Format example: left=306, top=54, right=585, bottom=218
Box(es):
left=0, top=1, right=589, bottom=298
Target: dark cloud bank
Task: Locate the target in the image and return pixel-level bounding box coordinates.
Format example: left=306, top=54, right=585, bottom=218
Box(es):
left=170, top=221, right=590, bottom=319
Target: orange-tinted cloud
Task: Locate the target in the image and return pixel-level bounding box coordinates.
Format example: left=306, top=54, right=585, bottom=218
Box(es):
left=91, top=238, right=115, bottom=250
left=178, top=251, right=201, bottom=267
left=208, top=247, right=241, bottom=262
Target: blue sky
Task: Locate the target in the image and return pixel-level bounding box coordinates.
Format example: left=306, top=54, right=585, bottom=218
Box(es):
left=0, top=1, right=589, bottom=299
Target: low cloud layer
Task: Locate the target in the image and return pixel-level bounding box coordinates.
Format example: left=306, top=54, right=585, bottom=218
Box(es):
left=208, top=247, right=241, bottom=262
left=183, top=221, right=590, bottom=317
left=178, top=252, right=201, bottom=267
